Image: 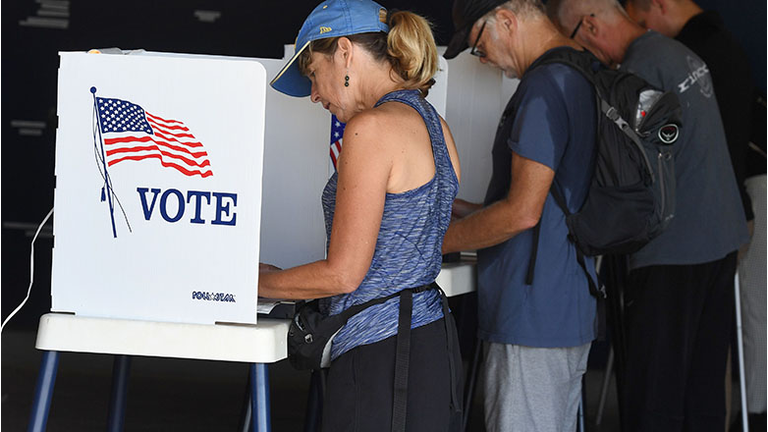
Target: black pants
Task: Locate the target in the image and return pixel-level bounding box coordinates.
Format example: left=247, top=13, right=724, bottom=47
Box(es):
left=322, top=317, right=463, bottom=432
left=621, top=252, right=737, bottom=432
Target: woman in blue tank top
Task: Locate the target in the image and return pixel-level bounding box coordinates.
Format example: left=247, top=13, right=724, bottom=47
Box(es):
left=262, top=1, right=463, bottom=430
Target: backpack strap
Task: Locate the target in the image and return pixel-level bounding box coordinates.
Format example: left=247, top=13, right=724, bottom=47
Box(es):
left=524, top=184, right=606, bottom=299
left=523, top=47, right=609, bottom=299
left=523, top=48, right=596, bottom=291
left=549, top=186, right=606, bottom=299
left=600, top=99, right=656, bottom=182
left=525, top=222, right=541, bottom=285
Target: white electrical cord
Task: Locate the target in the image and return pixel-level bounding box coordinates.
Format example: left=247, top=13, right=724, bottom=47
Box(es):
left=1, top=208, right=54, bottom=333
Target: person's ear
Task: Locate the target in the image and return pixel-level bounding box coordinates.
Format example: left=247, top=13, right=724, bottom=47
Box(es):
left=336, top=37, right=353, bottom=68
left=495, top=8, right=518, bottom=36
left=584, top=14, right=599, bottom=38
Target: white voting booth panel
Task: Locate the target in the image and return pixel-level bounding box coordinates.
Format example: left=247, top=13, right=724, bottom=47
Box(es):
left=258, top=56, right=330, bottom=270
left=52, top=52, right=266, bottom=325
left=441, top=48, right=519, bottom=203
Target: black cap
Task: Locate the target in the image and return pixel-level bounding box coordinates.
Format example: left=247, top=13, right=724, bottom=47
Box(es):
left=444, top=0, right=508, bottom=59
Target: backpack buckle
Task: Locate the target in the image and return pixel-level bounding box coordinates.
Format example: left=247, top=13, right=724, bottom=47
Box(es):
left=605, top=106, right=620, bottom=121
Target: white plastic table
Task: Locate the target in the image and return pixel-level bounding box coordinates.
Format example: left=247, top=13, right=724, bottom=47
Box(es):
left=29, top=315, right=289, bottom=432
left=28, top=261, right=477, bottom=432
left=437, top=260, right=478, bottom=297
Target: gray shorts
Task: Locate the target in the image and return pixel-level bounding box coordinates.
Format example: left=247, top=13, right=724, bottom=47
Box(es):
left=482, top=342, right=591, bottom=432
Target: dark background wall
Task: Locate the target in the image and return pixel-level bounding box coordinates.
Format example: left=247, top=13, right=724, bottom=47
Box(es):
left=697, top=0, right=767, bottom=89
left=1, top=0, right=764, bottom=329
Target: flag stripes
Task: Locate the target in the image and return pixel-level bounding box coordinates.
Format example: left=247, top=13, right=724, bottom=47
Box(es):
left=330, top=115, right=346, bottom=170
left=95, top=97, right=213, bottom=177
left=330, top=140, right=342, bottom=168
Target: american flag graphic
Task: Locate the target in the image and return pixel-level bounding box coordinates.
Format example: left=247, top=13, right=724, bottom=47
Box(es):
left=95, top=97, right=213, bottom=177
left=330, top=115, right=345, bottom=170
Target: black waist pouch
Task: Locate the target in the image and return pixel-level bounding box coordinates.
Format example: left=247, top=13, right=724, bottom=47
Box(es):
left=287, top=282, right=437, bottom=371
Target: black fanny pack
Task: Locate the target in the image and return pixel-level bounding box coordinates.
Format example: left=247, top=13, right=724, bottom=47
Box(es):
left=287, top=282, right=438, bottom=371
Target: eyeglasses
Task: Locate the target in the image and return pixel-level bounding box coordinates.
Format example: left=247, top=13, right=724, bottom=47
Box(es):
left=470, top=21, right=487, bottom=58
left=569, top=14, right=595, bottom=39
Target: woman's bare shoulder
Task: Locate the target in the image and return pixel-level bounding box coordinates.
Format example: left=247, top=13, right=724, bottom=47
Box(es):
left=344, top=103, right=415, bottom=148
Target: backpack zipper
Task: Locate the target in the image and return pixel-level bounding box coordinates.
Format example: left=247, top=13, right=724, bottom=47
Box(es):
left=657, top=151, right=665, bottom=217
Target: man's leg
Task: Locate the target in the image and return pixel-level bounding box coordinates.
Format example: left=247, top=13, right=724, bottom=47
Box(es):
left=622, top=258, right=734, bottom=432
left=622, top=264, right=698, bottom=432
left=482, top=342, right=590, bottom=432
left=684, top=252, right=736, bottom=431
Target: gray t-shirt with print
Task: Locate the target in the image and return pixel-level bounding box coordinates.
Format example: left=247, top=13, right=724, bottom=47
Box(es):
left=621, top=31, right=748, bottom=269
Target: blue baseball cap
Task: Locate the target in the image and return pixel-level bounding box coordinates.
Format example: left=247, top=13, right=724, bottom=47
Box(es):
left=270, top=0, right=389, bottom=97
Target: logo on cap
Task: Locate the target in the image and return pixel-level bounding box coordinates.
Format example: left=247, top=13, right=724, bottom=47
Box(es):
left=658, top=124, right=679, bottom=144
left=320, top=26, right=332, bottom=34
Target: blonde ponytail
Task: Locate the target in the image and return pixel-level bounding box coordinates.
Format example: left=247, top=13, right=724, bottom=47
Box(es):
left=386, top=11, right=438, bottom=96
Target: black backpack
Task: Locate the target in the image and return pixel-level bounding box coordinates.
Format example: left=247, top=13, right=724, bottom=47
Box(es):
left=526, top=48, right=683, bottom=297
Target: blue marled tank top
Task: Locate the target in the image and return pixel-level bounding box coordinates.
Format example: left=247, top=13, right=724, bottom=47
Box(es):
left=321, top=89, right=459, bottom=360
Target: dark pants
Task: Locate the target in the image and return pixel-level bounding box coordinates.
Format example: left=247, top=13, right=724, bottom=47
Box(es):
left=622, top=252, right=737, bottom=432
left=322, top=317, right=463, bottom=432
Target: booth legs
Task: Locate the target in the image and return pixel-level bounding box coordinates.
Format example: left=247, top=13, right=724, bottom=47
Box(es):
left=106, top=355, right=132, bottom=432
left=27, top=350, right=60, bottom=432
left=251, top=363, right=271, bottom=432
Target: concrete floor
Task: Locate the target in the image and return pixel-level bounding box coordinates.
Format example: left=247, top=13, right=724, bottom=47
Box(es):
left=1, top=329, right=623, bottom=432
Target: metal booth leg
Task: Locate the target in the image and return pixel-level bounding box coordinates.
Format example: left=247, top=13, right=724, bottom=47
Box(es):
left=238, top=372, right=253, bottom=432
left=27, top=350, right=60, bottom=432
left=107, top=355, right=132, bottom=432
left=251, top=363, right=271, bottom=432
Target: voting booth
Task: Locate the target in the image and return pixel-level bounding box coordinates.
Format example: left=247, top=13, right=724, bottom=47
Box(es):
left=52, top=52, right=267, bottom=325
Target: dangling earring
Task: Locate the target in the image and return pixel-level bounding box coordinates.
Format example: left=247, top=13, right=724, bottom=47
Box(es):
left=344, top=74, right=350, bottom=87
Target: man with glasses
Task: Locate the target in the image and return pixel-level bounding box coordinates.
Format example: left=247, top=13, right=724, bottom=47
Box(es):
left=548, top=1, right=749, bottom=431
left=442, top=1, right=598, bottom=430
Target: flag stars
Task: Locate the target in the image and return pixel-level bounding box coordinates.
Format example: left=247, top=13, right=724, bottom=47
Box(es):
left=95, top=97, right=152, bottom=134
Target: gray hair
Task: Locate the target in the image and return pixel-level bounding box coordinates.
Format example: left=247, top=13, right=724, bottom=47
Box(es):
left=546, top=0, right=627, bottom=30
left=482, top=0, right=547, bottom=23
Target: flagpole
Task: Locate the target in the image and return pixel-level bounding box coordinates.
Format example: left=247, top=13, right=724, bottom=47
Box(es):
left=91, top=86, right=118, bottom=238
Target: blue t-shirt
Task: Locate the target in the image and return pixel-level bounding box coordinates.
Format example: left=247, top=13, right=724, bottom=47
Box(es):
left=477, top=48, right=598, bottom=348
left=621, top=31, right=749, bottom=268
